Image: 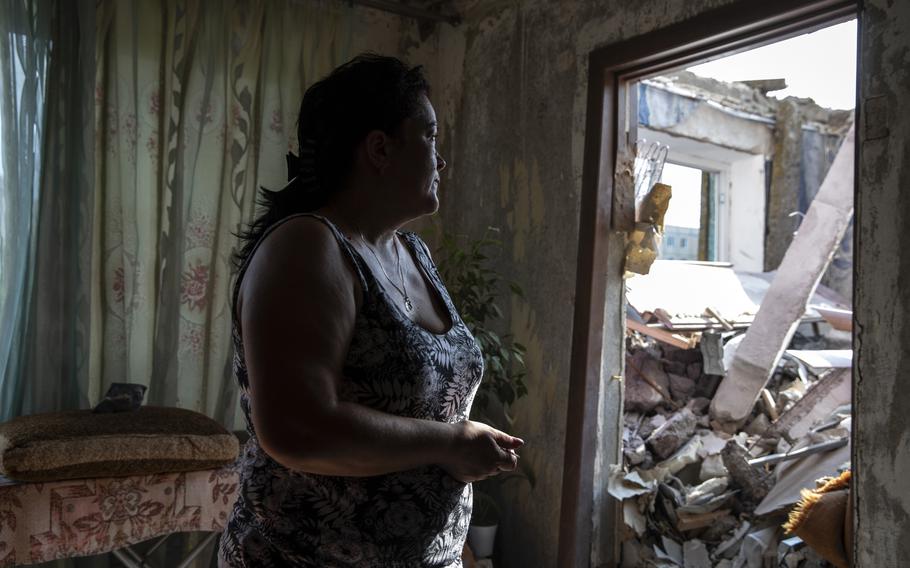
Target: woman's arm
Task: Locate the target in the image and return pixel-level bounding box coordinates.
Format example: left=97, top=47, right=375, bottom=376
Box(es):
left=240, top=217, right=520, bottom=480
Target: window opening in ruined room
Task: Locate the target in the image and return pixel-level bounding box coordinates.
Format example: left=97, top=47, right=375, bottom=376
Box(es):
left=621, top=18, right=856, bottom=566
left=654, top=163, right=718, bottom=262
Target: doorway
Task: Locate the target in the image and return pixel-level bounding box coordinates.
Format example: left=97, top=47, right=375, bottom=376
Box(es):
left=557, top=1, right=858, bottom=566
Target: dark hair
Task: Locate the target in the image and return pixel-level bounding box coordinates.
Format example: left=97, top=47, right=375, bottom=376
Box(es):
left=232, top=54, right=431, bottom=270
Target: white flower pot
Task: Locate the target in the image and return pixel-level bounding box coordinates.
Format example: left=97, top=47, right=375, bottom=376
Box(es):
left=468, top=524, right=498, bottom=559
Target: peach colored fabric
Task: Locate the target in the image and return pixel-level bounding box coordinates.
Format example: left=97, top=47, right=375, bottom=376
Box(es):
left=0, top=465, right=238, bottom=567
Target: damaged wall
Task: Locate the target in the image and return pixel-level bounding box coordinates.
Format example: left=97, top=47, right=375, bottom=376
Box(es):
left=639, top=72, right=852, bottom=292
left=855, top=0, right=910, bottom=565
left=432, top=2, right=742, bottom=566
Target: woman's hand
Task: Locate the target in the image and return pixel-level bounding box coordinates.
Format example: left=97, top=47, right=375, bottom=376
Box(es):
left=440, top=421, right=524, bottom=483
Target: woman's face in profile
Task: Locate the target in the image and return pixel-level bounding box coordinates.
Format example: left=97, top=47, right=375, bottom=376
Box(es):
left=385, top=93, right=447, bottom=216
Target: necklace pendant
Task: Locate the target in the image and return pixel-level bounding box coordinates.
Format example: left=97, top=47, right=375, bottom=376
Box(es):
left=404, top=296, right=414, bottom=312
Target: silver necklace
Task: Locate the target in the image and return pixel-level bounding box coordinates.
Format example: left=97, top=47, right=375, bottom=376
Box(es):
left=360, top=232, right=413, bottom=313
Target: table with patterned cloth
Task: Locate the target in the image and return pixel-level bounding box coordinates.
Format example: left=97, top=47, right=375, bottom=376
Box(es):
left=0, top=465, right=238, bottom=567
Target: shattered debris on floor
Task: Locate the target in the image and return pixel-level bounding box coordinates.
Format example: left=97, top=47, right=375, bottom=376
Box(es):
left=617, top=263, right=853, bottom=568
left=620, top=106, right=854, bottom=566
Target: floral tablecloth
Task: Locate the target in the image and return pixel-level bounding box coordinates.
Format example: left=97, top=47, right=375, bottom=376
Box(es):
left=0, top=465, right=238, bottom=567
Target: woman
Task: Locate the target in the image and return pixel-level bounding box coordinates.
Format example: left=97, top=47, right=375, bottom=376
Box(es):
left=218, top=54, right=524, bottom=567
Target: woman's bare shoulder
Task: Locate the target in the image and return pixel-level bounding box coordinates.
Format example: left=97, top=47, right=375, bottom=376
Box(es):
left=238, top=215, right=361, bottom=318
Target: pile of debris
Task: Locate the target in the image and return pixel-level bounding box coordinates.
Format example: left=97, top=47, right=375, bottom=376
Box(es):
left=615, top=328, right=851, bottom=567
left=616, top=124, right=855, bottom=567
left=616, top=256, right=852, bottom=566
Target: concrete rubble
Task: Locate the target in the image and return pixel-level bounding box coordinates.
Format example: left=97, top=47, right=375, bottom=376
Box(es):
left=618, top=73, right=856, bottom=567
left=710, top=126, right=855, bottom=429
left=617, top=304, right=852, bottom=567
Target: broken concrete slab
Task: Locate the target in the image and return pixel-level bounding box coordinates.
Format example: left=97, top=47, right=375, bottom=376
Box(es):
left=700, top=331, right=726, bottom=375
left=721, top=333, right=745, bottom=374
left=661, top=437, right=703, bottom=475
left=676, top=508, right=732, bottom=532
left=699, top=454, right=729, bottom=481
left=771, top=368, right=851, bottom=442
left=685, top=476, right=729, bottom=504
left=678, top=490, right=736, bottom=515
left=647, top=408, right=697, bottom=460
left=744, top=413, right=770, bottom=436
left=658, top=536, right=684, bottom=566
left=669, top=373, right=696, bottom=401
left=784, top=349, right=852, bottom=371
left=687, top=397, right=711, bottom=416
left=641, top=436, right=704, bottom=484
left=700, top=513, right=740, bottom=541
left=683, top=539, right=711, bottom=568
left=640, top=413, right=667, bottom=439
left=696, top=430, right=730, bottom=457
left=715, top=521, right=752, bottom=559
left=623, top=499, right=648, bottom=537
left=625, top=351, right=670, bottom=413
left=776, top=379, right=808, bottom=414
left=623, top=438, right=649, bottom=466
left=709, top=126, right=855, bottom=427
left=733, top=527, right=778, bottom=568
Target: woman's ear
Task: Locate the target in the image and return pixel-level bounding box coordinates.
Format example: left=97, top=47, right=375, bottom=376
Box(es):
left=363, top=129, right=392, bottom=174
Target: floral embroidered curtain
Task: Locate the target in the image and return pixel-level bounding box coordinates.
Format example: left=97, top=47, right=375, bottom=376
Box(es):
left=92, top=0, right=353, bottom=427
left=0, top=0, right=353, bottom=426
left=0, top=1, right=352, bottom=565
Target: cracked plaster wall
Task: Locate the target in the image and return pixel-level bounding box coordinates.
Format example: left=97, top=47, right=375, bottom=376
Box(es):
left=855, top=0, right=910, bottom=565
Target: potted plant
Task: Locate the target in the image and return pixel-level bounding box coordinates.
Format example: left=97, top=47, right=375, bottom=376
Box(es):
left=467, top=490, right=501, bottom=558
left=434, top=227, right=535, bottom=559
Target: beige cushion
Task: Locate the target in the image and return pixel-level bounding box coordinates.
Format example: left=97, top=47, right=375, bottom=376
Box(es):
left=0, top=406, right=239, bottom=482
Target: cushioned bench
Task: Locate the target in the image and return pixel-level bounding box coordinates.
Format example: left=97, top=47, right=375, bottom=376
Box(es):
left=0, top=406, right=240, bottom=567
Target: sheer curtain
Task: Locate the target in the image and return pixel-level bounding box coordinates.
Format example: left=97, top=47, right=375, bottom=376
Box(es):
left=0, top=0, right=96, bottom=423
left=2, top=0, right=354, bottom=427
left=0, top=0, right=48, bottom=422
left=2, top=0, right=353, bottom=566
left=92, top=0, right=353, bottom=427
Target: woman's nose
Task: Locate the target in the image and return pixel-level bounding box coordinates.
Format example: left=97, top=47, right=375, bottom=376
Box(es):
left=436, top=152, right=447, bottom=172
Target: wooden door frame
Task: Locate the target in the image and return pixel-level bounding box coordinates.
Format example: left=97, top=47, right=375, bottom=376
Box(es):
left=557, top=1, right=858, bottom=565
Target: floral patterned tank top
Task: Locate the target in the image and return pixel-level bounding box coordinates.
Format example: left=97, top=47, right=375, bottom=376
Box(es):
left=218, top=213, right=483, bottom=567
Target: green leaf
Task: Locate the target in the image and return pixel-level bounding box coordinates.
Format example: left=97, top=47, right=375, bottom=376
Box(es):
left=436, top=229, right=535, bottom=487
